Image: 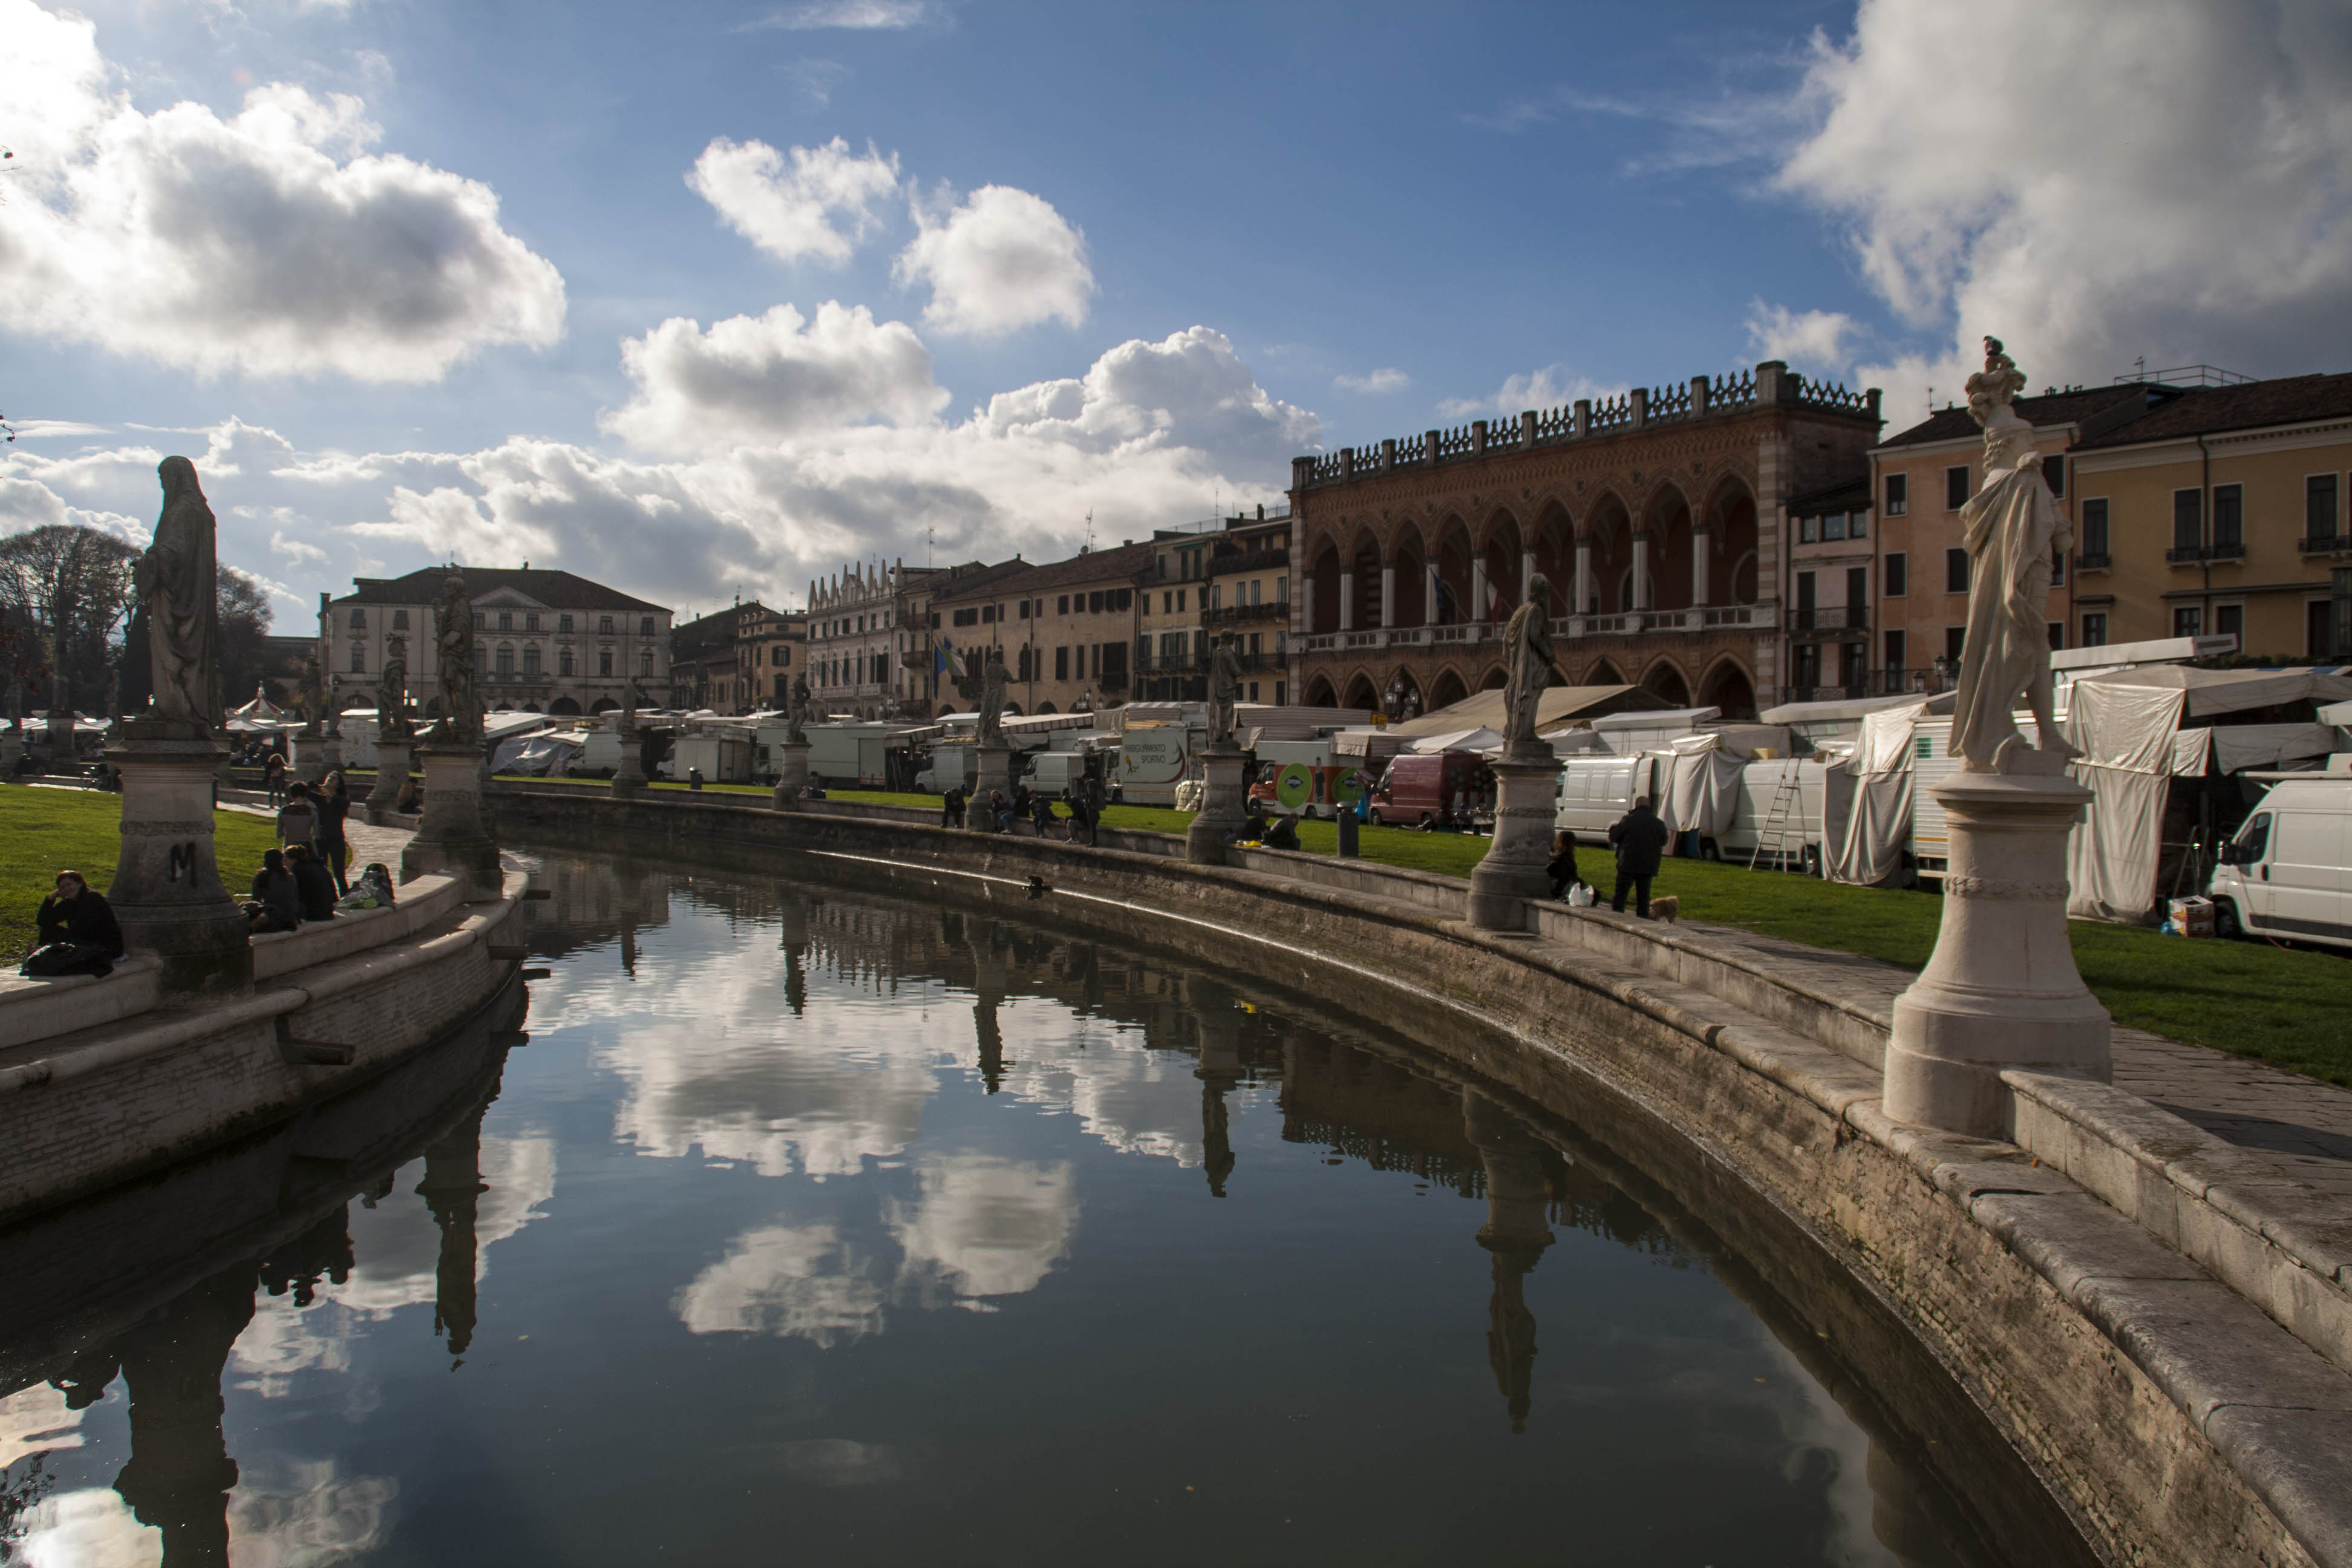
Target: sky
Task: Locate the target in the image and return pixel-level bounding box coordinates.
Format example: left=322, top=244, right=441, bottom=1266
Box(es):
left=4, top=0, right=2350, bottom=629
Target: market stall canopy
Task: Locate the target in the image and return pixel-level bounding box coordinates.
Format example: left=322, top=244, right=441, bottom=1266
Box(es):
left=227, top=687, right=292, bottom=725
left=1759, top=690, right=1955, bottom=725
left=2074, top=664, right=2352, bottom=717
left=1408, top=727, right=1503, bottom=755
left=1382, top=684, right=1660, bottom=740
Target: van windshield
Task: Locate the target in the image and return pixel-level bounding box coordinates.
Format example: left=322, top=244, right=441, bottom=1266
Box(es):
left=2233, top=812, right=2271, bottom=863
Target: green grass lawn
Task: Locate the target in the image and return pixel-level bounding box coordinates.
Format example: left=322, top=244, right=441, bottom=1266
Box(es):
left=491, top=779, right=2352, bottom=1083
left=1, top=788, right=283, bottom=960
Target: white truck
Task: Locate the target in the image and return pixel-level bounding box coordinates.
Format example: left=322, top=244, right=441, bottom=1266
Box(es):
left=671, top=732, right=753, bottom=785
left=1906, top=717, right=1965, bottom=883
left=1709, top=759, right=1838, bottom=872
left=916, top=742, right=973, bottom=795
left=1553, top=754, right=1662, bottom=839
left=802, top=723, right=902, bottom=788
left=1114, top=723, right=1201, bottom=806
left=2208, top=774, right=2352, bottom=949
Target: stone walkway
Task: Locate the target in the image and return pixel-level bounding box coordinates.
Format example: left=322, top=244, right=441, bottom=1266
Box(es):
left=218, top=801, right=413, bottom=876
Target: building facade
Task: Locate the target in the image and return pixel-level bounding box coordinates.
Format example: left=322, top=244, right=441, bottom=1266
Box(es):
left=324, top=566, right=671, bottom=719
left=670, top=601, right=804, bottom=713
left=2065, top=372, right=2352, bottom=658
left=932, top=543, right=1152, bottom=716
left=1782, top=479, right=1877, bottom=702
left=1291, top=361, right=1881, bottom=721
left=1137, top=526, right=1212, bottom=702
left=1201, top=508, right=1294, bottom=708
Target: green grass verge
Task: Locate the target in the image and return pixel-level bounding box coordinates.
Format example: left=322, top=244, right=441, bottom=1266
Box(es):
left=493, top=779, right=2352, bottom=1083
left=1, top=788, right=283, bottom=960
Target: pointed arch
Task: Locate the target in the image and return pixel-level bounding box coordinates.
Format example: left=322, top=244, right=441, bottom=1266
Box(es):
left=1391, top=522, right=1431, bottom=629
left=1308, top=534, right=1344, bottom=634
left=1431, top=514, right=1476, bottom=627
left=1643, top=482, right=1695, bottom=612
left=1696, top=656, right=1757, bottom=720
left=1342, top=671, right=1380, bottom=711
left=1479, top=506, right=1524, bottom=618
left=1581, top=658, right=1626, bottom=687
left=1304, top=675, right=1338, bottom=708
left=1581, top=491, right=1634, bottom=614
left=1428, top=665, right=1469, bottom=711
left=1640, top=658, right=1690, bottom=707
left=1477, top=664, right=1508, bottom=691
left=1703, top=475, right=1761, bottom=606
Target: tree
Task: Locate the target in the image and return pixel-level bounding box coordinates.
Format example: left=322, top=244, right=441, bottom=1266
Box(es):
left=0, top=524, right=139, bottom=719
left=217, top=566, right=273, bottom=704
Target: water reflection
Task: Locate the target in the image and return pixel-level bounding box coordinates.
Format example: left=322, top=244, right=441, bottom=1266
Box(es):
left=0, top=852, right=2056, bottom=1566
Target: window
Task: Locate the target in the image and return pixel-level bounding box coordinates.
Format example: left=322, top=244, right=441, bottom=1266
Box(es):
left=2080, top=498, right=2109, bottom=562
left=392, top=610, right=410, bottom=631
left=1018, top=599, right=1031, bottom=620
left=2041, top=454, right=2066, bottom=498
left=1823, top=511, right=1846, bottom=541
left=1883, top=629, right=1906, bottom=675
left=2234, top=812, right=2271, bottom=865
left=349, top=609, right=367, bottom=630
left=1849, top=509, right=1867, bottom=541
left=2308, top=474, right=2341, bottom=543
left=2047, top=622, right=2064, bottom=650
left=1276, top=682, right=1286, bottom=705
left=1099, top=641, right=1126, bottom=681
left=523, top=645, right=541, bottom=675
left=1055, top=646, right=1070, bottom=681
left=1275, top=576, right=1287, bottom=603
left=2051, top=546, right=2065, bottom=587
left=1884, top=552, right=1907, bottom=597
left=1793, top=643, right=1820, bottom=689
left=496, top=644, right=514, bottom=676
left=1248, top=682, right=1259, bottom=704
left=981, top=606, right=995, bottom=624
left=560, top=648, right=574, bottom=676
left=1057, top=595, right=1070, bottom=615
left=1176, top=589, right=1186, bottom=613
left=2174, top=606, right=2203, bottom=638
left=2173, top=489, right=2203, bottom=552
left=2215, top=604, right=2244, bottom=645
left=1795, top=571, right=1817, bottom=628
left=1884, top=473, right=1908, bottom=517
left=1945, top=547, right=1969, bottom=594
left=350, top=645, right=366, bottom=673
left=558, top=613, right=573, bottom=633
left=1160, top=592, right=1171, bottom=614
left=599, top=649, right=614, bottom=676
left=599, top=615, right=615, bottom=635
left=1945, top=465, right=1970, bottom=509
left=641, top=616, right=654, bottom=637
left=1115, top=588, right=1132, bottom=611
left=953, top=607, right=979, bottom=627
left=524, top=613, right=539, bottom=632
left=1089, top=591, right=1105, bottom=614
left=1944, top=626, right=1965, bottom=664
left=474, top=613, right=486, bottom=631
left=498, top=611, right=512, bottom=632
left=1248, top=632, right=1262, bottom=656
left=2212, top=484, right=2244, bottom=550
left=1800, top=513, right=1818, bottom=543
left=2082, top=613, right=2107, bottom=647
left=1846, top=566, right=1868, bottom=612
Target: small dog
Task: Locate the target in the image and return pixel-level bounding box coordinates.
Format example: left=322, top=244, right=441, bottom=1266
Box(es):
left=1648, top=895, right=1681, bottom=924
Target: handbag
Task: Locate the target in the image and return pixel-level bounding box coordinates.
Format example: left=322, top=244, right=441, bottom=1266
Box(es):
left=19, top=941, right=114, bottom=979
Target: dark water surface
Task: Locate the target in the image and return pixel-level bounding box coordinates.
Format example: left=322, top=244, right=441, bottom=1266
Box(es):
left=0, top=852, right=2036, bottom=1566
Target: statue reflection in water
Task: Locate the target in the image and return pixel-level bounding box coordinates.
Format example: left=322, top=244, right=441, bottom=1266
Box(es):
left=1194, top=991, right=1244, bottom=1199
left=1463, top=1089, right=1555, bottom=1434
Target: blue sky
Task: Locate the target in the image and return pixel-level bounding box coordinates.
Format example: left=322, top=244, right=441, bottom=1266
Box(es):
left=5, top=0, right=2348, bottom=624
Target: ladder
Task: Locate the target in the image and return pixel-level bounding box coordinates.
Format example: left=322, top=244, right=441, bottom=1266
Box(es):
left=1749, top=764, right=1805, bottom=871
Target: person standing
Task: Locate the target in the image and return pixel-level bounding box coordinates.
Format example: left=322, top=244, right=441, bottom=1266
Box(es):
left=264, top=751, right=287, bottom=806
left=316, top=769, right=353, bottom=894
left=1606, top=796, right=1670, bottom=918
left=276, top=781, right=317, bottom=853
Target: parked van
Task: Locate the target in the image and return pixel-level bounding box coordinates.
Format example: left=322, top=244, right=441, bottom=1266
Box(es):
left=1553, top=754, right=1660, bottom=838
left=1115, top=724, right=1200, bottom=806
left=1711, top=759, right=1832, bottom=871
left=916, top=742, right=973, bottom=795
left=1906, top=716, right=1964, bottom=883
left=2208, top=776, right=2352, bottom=949
left=1368, top=751, right=1488, bottom=829
left=1246, top=739, right=1364, bottom=818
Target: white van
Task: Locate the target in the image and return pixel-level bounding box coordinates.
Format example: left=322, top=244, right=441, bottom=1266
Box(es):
left=1554, top=754, right=1660, bottom=838
left=1711, top=759, right=1832, bottom=871
left=2208, top=777, right=2352, bottom=949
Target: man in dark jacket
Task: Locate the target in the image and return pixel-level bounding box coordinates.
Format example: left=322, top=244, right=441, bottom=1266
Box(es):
left=36, top=871, right=126, bottom=962
left=248, top=848, right=303, bottom=932
left=1606, top=796, right=1671, bottom=917
left=285, top=843, right=339, bottom=923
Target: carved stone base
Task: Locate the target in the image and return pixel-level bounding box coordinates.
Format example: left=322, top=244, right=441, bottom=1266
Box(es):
left=969, top=745, right=1011, bottom=832
left=366, top=739, right=413, bottom=823
left=610, top=725, right=647, bottom=796
left=293, top=734, right=332, bottom=785
left=1884, top=771, right=2112, bottom=1137
left=1184, top=746, right=1249, bottom=865
left=105, top=720, right=252, bottom=1001
left=771, top=741, right=809, bottom=812
left=1468, top=755, right=1563, bottom=931
left=401, top=744, right=500, bottom=897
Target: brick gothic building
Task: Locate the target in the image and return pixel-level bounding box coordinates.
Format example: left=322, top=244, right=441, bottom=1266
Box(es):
left=1289, top=362, right=1881, bottom=720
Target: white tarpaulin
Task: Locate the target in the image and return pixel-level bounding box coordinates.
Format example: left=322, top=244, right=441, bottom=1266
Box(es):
left=1662, top=737, right=1745, bottom=839
left=1827, top=701, right=1924, bottom=886
left=2209, top=723, right=2337, bottom=774
left=2086, top=664, right=2352, bottom=718
left=1410, top=727, right=1503, bottom=754
left=2171, top=728, right=2212, bottom=776
left=2064, top=679, right=2189, bottom=921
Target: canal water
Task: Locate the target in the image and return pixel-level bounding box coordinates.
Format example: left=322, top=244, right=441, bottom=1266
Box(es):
left=1, top=852, right=2037, bottom=1566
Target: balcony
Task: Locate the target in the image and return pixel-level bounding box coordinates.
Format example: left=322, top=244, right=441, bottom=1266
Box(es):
left=1207, top=546, right=1291, bottom=578
left=1299, top=602, right=1783, bottom=656
left=2166, top=545, right=2206, bottom=564
left=2301, top=534, right=2352, bottom=558
left=2074, top=550, right=2111, bottom=572
left=1788, top=605, right=1869, bottom=635
left=1138, top=652, right=1200, bottom=673
left=2208, top=540, right=2246, bottom=561
left=1202, top=601, right=1292, bottom=628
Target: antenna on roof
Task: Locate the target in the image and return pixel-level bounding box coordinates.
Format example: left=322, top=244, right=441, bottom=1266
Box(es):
left=1083, top=509, right=1094, bottom=552
left=2134, top=354, right=2146, bottom=381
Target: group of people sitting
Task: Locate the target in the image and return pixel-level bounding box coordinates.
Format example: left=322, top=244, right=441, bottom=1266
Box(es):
left=244, top=849, right=396, bottom=933
left=1233, top=809, right=1302, bottom=850
left=939, top=784, right=1099, bottom=844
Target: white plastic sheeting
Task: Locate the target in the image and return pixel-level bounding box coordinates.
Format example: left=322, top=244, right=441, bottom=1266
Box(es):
left=1660, top=736, right=1745, bottom=840
left=2063, top=679, right=2189, bottom=922
left=1827, top=701, right=1926, bottom=886
left=2208, top=723, right=2337, bottom=774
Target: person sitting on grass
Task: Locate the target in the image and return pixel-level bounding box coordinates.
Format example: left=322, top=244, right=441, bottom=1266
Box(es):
left=285, top=842, right=339, bottom=923
left=1233, top=809, right=1270, bottom=846
left=247, top=849, right=303, bottom=933
left=1547, top=831, right=1583, bottom=900
left=24, top=871, right=125, bottom=978
left=1263, top=812, right=1300, bottom=851
left=337, top=861, right=398, bottom=911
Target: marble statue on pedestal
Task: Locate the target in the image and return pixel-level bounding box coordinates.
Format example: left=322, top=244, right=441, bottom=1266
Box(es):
left=976, top=649, right=1007, bottom=745
left=1207, top=635, right=1242, bottom=747
left=431, top=575, right=481, bottom=745
left=377, top=651, right=413, bottom=739
left=1499, top=575, right=1559, bottom=760
left=136, top=457, right=222, bottom=731
left=786, top=672, right=812, bottom=743
left=1952, top=338, right=2079, bottom=774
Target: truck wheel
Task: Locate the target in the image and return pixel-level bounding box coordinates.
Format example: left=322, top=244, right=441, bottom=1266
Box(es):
left=1366, top=810, right=1383, bottom=828
left=1700, top=838, right=1721, bottom=862
left=2213, top=898, right=2241, bottom=939
left=1802, top=845, right=1823, bottom=877
left=1417, top=812, right=1434, bottom=831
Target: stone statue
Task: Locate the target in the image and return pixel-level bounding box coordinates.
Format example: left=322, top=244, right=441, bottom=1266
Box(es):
left=135, top=457, right=222, bottom=730
left=377, top=650, right=412, bottom=739
left=1951, top=338, right=2077, bottom=773
left=1499, top=574, right=1558, bottom=759
left=432, top=575, right=482, bottom=745
left=786, top=672, right=812, bottom=743
left=300, top=654, right=325, bottom=735
left=1207, top=633, right=1243, bottom=747
left=976, top=648, right=1008, bottom=745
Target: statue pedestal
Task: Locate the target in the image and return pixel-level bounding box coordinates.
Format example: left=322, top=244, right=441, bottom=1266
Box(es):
left=366, top=739, right=413, bottom=822
left=105, top=720, right=252, bottom=1001
left=1184, top=745, right=1248, bottom=864
left=1468, top=754, right=1562, bottom=931
left=610, top=725, right=647, bottom=796
left=1884, top=771, right=2112, bottom=1137
left=1, top=731, right=20, bottom=776
left=401, top=743, right=500, bottom=898
left=293, top=733, right=331, bottom=785
left=969, top=744, right=1011, bottom=831
left=771, top=741, right=809, bottom=811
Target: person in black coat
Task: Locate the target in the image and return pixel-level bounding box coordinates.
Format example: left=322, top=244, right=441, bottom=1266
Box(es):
left=36, top=871, right=125, bottom=958
left=248, top=848, right=303, bottom=932
left=316, top=770, right=353, bottom=893
left=285, top=843, right=338, bottom=923
left=1606, top=797, right=1671, bottom=918
left=1546, top=831, right=1582, bottom=900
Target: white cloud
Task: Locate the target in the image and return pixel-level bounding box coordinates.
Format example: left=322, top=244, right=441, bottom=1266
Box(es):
left=607, top=302, right=947, bottom=452
left=887, top=1154, right=1076, bottom=1299
left=4, top=420, right=114, bottom=440
left=747, top=0, right=939, bottom=29
left=1775, top=0, right=2352, bottom=411
left=688, top=136, right=900, bottom=266
left=1334, top=367, right=1410, bottom=395
left=676, top=1223, right=889, bottom=1346
left=269, top=526, right=329, bottom=565
left=1744, top=301, right=1857, bottom=371
left=1438, top=364, right=1621, bottom=421
left=0, top=1, right=565, bottom=382
left=896, top=185, right=1093, bottom=337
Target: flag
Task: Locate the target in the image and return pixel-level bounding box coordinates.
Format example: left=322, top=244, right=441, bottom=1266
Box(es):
left=935, top=637, right=952, bottom=676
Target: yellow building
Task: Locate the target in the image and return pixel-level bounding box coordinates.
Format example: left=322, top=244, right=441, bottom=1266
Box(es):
left=2069, top=373, right=2352, bottom=658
